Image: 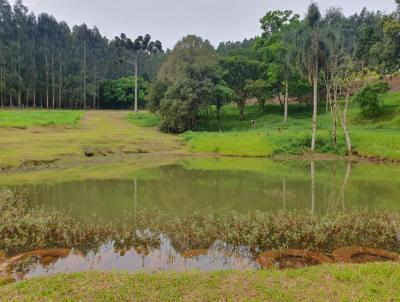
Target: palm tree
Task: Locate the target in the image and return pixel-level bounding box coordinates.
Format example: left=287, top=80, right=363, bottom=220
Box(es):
left=289, top=3, right=328, bottom=151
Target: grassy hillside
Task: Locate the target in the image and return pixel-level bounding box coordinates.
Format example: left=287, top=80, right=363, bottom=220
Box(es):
left=127, top=111, right=160, bottom=127
left=1, top=263, right=399, bottom=301
left=0, top=111, right=181, bottom=170
left=0, top=110, right=83, bottom=128
left=183, top=92, right=400, bottom=160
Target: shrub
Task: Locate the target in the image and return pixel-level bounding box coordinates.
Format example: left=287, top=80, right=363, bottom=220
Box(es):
left=159, top=99, right=192, bottom=133
left=354, top=82, right=390, bottom=119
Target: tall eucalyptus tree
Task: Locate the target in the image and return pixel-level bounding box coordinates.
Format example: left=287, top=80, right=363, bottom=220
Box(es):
left=115, top=34, right=162, bottom=111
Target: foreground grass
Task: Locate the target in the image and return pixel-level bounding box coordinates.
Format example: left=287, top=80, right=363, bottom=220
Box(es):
left=0, top=110, right=181, bottom=169
left=1, top=263, right=399, bottom=301
left=184, top=92, right=400, bottom=160
left=0, top=110, right=83, bottom=128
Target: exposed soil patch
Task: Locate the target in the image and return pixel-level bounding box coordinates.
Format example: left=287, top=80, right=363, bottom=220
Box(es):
left=387, top=76, right=400, bottom=92
left=257, top=249, right=334, bottom=269
left=333, top=247, right=400, bottom=264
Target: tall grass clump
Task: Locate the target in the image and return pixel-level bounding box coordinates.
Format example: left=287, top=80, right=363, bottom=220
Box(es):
left=1, top=189, right=399, bottom=255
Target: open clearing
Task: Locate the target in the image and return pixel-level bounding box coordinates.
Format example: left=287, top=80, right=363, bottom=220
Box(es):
left=184, top=92, right=400, bottom=160
left=0, top=110, right=182, bottom=170
left=1, top=91, right=399, bottom=171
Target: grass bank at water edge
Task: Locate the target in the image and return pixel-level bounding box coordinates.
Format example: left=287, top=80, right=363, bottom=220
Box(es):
left=0, top=263, right=399, bottom=301
left=183, top=92, right=400, bottom=160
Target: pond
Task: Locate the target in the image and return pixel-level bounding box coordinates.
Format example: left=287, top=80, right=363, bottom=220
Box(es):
left=4, top=158, right=400, bottom=218
left=1, top=157, right=399, bottom=279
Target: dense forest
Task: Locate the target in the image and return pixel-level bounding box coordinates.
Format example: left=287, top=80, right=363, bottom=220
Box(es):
left=0, top=0, right=164, bottom=109
left=151, top=1, right=400, bottom=154
left=0, top=0, right=399, bottom=135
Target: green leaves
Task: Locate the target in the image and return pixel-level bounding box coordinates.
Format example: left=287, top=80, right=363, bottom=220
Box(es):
left=354, top=82, right=390, bottom=119
left=100, top=77, right=149, bottom=109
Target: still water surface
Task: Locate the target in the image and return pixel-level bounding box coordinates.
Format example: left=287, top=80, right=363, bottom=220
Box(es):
left=6, top=158, right=400, bottom=218
left=1, top=158, right=399, bottom=278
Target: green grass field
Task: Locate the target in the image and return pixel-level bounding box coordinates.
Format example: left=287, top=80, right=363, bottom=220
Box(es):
left=183, top=92, right=400, bottom=160
left=0, top=110, right=83, bottom=128
left=1, top=263, right=399, bottom=301
left=127, top=111, right=161, bottom=127
left=0, top=92, right=399, bottom=170
left=0, top=110, right=182, bottom=169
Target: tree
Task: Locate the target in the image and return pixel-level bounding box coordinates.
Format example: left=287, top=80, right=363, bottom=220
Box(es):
left=157, top=36, right=220, bottom=133
left=289, top=3, right=329, bottom=151
left=219, top=56, right=262, bottom=120
left=158, top=35, right=218, bottom=85
left=0, top=0, right=165, bottom=110
left=160, top=64, right=218, bottom=133
left=100, top=76, right=149, bottom=109
left=147, top=80, right=167, bottom=112
left=247, top=79, right=271, bottom=112
left=256, top=10, right=300, bottom=122
left=213, top=83, right=235, bottom=131
left=354, top=82, right=389, bottom=119
left=260, top=10, right=300, bottom=38
left=115, top=34, right=162, bottom=112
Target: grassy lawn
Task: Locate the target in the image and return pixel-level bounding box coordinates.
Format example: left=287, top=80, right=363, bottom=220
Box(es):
left=183, top=92, right=400, bottom=160
left=0, top=110, right=83, bottom=128
left=0, top=263, right=399, bottom=301
left=0, top=111, right=182, bottom=169
left=127, top=111, right=160, bottom=127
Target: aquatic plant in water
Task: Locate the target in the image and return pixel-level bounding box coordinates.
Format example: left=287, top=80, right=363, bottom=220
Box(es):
left=1, top=189, right=399, bottom=257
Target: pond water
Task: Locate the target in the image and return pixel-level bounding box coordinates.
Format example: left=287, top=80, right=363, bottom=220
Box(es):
left=4, top=158, right=400, bottom=219
left=1, top=157, right=400, bottom=279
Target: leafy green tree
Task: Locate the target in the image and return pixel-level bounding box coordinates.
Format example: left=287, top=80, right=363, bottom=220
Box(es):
left=219, top=56, right=263, bottom=120
left=354, top=82, right=389, bottom=119
left=158, top=35, right=218, bottom=84
left=255, top=10, right=300, bottom=122
left=147, top=80, right=167, bottom=112
left=115, top=34, right=162, bottom=112
left=100, top=76, right=149, bottom=109
left=260, top=10, right=300, bottom=38
left=213, top=83, right=235, bottom=131
left=246, top=79, right=271, bottom=112
left=160, top=65, right=217, bottom=133
left=157, top=36, right=220, bottom=133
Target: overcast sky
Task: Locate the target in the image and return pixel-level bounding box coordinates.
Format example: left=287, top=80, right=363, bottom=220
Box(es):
left=21, top=0, right=397, bottom=49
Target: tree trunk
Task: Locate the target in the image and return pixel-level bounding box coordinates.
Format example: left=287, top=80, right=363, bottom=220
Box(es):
left=311, top=62, right=318, bottom=152
left=93, top=61, right=97, bottom=109
left=17, top=35, right=21, bottom=108
left=332, top=84, right=338, bottom=148
left=59, top=49, right=62, bottom=108
left=134, top=53, right=138, bottom=112
left=45, top=52, right=49, bottom=109
left=284, top=79, right=289, bottom=123
left=32, top=36, right=36, bottom=108
left=217, top=105, right=221, bottom=132
left=238, top=101, right=245, bottom=121
left=340, top=88, right=352, bottom=155
left=83, top=40, right=86, bottom=110
left=52, top=42, right=55, bottom=109
left=325, top=84, right=330, bottom=112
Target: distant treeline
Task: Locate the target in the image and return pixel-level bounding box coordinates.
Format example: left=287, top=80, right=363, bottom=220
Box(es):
left=150, top=3, right=400, bottom=136
left=0, top=0, right=165, bottom=109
